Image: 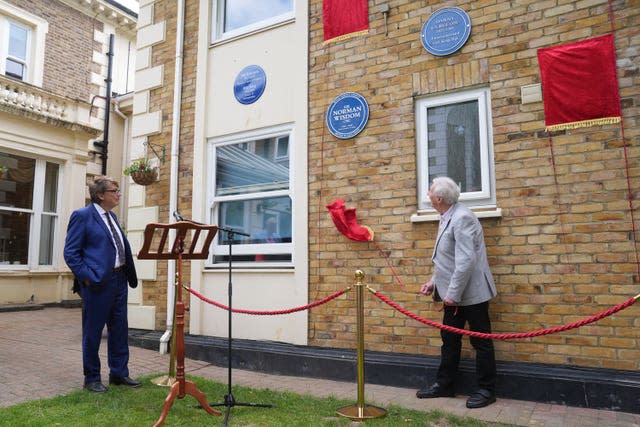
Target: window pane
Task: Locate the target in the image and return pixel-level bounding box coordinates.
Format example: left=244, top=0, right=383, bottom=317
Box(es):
left=5, top=59, right=24, bottom=80
left=39, top=214, right=54, bottom=265
left=8, top=22, right=28, bottom=59
left=0, top=211, right=30, bottom=265
left=224, top=0, right=293, bottom=32
left=217, top=196, right=292, bottom=245
left=216, top=141, right=289, bottom=196
left=0, top=154, right=34, bottom=209
left=427, top=100, right=482, bottom=193
left=43, top=162, right=59, bottom=212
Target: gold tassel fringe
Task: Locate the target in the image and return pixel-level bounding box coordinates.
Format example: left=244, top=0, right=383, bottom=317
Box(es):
left=545, top=116, right=621, bottom=132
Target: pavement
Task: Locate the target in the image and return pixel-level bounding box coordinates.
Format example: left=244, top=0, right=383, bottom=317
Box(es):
left=1, top=306, right=639, bottom=427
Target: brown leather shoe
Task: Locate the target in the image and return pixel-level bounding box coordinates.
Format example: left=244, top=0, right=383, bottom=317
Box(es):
left=109, top=376, right=142, bottom=388
left=84, top=381, right=108, bottom=393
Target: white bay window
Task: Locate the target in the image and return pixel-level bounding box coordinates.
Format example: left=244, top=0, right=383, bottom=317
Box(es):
left=211, top=0, right=294, bottom=42
left=0, top=151, right=60, bottom=268
left=209, top=126, right=293, bottom=265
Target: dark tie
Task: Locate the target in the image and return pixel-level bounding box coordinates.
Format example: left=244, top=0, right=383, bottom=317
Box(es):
left=105, top=212, right=125, bottom=264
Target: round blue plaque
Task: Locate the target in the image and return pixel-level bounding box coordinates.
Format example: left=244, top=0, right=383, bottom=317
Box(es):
left=421, top=7, right=471, bottom=56
left=326, top=92, right=369, bottom=140
left=233, top=65, right=267, bottom=105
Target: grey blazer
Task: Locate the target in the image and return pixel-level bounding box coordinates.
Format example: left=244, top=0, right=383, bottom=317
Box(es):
left=431, top=203, right=497, bottom=306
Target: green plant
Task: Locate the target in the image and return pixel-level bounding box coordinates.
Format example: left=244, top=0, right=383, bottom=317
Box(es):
left=123, top=158, right=155, bottom=176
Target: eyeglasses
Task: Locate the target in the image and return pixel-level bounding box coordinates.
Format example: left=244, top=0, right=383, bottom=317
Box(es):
left=104, top=189, right=122, bottom=195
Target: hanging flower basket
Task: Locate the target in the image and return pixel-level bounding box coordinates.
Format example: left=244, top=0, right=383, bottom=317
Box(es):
left=130, top=169, right=157, bottom=186
left=123, top=159, right=158, bottom=186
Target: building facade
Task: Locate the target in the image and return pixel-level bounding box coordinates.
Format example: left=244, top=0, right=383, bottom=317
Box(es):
left=130, top=0, right=639, bottom=403
left=0, top=0, right=136, bottom=306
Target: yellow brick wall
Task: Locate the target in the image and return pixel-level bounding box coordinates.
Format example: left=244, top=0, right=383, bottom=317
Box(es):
left=308, top=0, right=640, bottom=370
left=140, top=0, right=200, bottom=330
left=6, top=0, right=101, bottom=103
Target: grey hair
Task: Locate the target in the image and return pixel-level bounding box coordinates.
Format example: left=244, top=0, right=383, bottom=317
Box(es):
left=432, top=177, right=460, bottom=205
left=89, top=176, right=119, bottom=203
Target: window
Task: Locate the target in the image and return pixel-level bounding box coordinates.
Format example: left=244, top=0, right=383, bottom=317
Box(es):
left=415, top=87, right=496, bottom=212
left=0, top=152, right=61, bottom=268
left=212, top=0, right=294, bottom=41
left=209, top=126, right=293, bottom=265
left=4, top=19, right=28, bottom=80
left=0, top=2, right=48, bottom=86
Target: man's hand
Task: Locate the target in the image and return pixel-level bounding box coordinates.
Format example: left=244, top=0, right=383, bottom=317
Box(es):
left=442, top=296, right=457, bottom=306
left=419, top=280, right=434, bottom=296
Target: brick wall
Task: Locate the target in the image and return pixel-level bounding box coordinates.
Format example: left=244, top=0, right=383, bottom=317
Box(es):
left=308, top=0, right=640, bottom=370
left=140, top=0, right=200, bottom=330
left=7, top=0, right=98, bottom=101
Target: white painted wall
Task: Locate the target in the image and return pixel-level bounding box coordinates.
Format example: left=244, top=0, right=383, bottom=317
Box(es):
left=190, top=0, right=309, bottom=345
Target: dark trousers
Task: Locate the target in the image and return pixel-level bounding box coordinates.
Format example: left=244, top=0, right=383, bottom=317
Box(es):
left=436, top=301, right=496, bottom=392
left=80, top=270, right=130, bottom=383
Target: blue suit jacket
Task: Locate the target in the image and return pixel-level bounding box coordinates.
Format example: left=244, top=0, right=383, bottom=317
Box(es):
left=64, top=204, right=137, bottom=292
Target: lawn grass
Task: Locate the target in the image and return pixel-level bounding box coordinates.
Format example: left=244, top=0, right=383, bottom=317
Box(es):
left=0, top=375, right=511, bottom=426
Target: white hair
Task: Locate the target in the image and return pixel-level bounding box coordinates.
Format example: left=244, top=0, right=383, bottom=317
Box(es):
left=432, top=177, right=460, bottom=205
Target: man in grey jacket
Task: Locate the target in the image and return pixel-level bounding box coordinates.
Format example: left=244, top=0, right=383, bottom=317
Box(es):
left=416, top=176, right=497, bottom=408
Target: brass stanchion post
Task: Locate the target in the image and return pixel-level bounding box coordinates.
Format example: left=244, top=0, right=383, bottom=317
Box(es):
left=336, top=270, right=387, bottom=420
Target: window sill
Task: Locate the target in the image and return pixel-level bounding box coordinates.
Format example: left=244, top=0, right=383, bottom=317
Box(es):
left=411, top=206, right=502, bottom=223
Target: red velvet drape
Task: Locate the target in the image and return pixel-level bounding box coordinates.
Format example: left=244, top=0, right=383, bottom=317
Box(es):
left=322, top=0, right=369, bottom=43
left=537, top=34, right=621, bottom=132
left=326, top=199, right=373, bottom=242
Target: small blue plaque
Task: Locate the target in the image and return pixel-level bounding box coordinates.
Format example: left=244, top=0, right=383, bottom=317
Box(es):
left=326, top=92, right=369, bottom=140
left=421, top=7, right=471, bottom=56
left=234, top=65, right=267, bottom=105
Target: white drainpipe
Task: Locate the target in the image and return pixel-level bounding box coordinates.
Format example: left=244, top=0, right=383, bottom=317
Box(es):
left=112, top=96, right=130, bottom=213
left=159, top=0, right=186, bottom=354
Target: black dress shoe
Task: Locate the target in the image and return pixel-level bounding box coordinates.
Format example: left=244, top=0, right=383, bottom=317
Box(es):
left=416, top=382, right=455, bottom=399
left=84, top=381, right=108, bottom=393
left=466, top=389, right=496, bottom=408
left=109, top=376, right=142, bottom=388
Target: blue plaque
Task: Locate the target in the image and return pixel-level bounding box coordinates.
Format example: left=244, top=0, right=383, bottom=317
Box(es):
left=234, top=65, right=267, bottom=105
left=326, top=92, right=369, bottom=140
left=421, top=7, right=471, bottom=56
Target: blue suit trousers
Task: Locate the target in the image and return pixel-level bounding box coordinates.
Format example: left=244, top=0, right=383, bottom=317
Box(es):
left=80, top=270, right=130, bottom=383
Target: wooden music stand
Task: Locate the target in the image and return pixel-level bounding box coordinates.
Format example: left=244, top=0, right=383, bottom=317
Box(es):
left=138, top=221, right=222, bottom=427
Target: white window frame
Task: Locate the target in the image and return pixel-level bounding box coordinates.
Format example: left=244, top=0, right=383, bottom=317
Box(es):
left=4, top=19, right=29, bottom=80
left=0, top=154, right=62, bottom=270
left=207, top=124, right=294, bottom=268
left=210, top=0, right=295, bottom=43
left=415, top=87, right=498, bottom=217
left=0, top=0, right=48, bottom=86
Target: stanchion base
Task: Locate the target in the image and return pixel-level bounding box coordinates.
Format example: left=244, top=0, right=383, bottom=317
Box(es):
left=336, top=403, right=387, bottom=420
left=152, top=375, right=176, bottom=387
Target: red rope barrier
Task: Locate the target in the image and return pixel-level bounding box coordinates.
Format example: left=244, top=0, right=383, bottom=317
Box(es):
left=184, top=285, right=350, bottom=315
left=371, top=289, right=638, bottom=340
left=374, top=242, right=406, bottom=291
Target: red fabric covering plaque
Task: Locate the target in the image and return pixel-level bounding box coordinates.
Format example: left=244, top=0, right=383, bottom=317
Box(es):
left=537, top=34, right=621, bottom=132
left=326, top=199, right=373, bottom=242
left=323, top=0, right=369, bottom=43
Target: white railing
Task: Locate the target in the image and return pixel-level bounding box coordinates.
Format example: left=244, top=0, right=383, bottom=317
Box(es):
left=0, top=75, right=99, bottom=130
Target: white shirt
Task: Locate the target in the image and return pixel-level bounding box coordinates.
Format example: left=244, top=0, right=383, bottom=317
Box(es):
left=94, top=203, right=125, bottom=268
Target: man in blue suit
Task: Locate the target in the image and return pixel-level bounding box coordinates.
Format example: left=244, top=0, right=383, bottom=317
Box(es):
left=64, top=176, right=141, bottom=393
left=416, top=176, right=498, bottom=408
